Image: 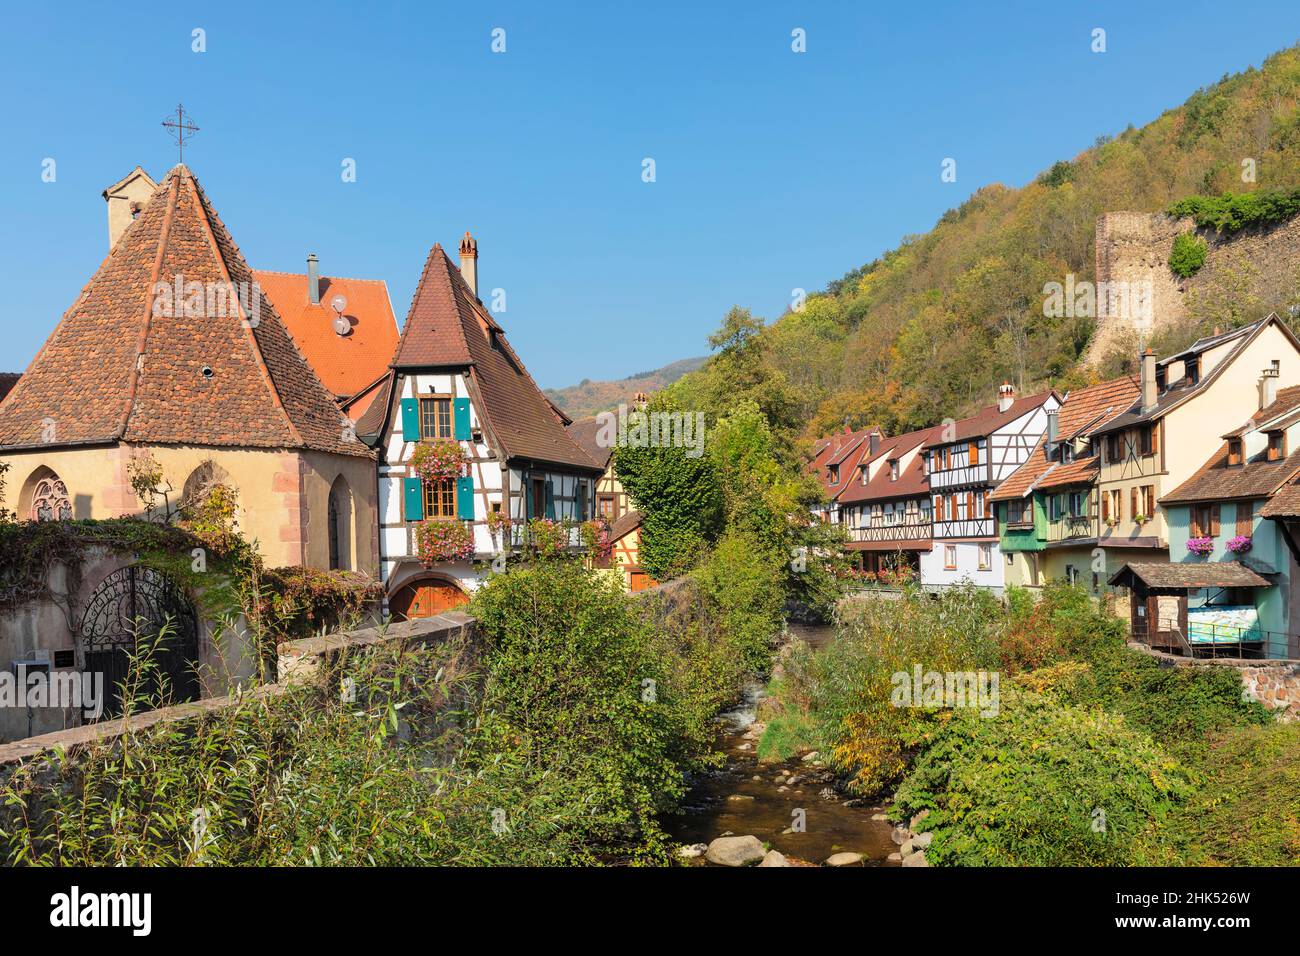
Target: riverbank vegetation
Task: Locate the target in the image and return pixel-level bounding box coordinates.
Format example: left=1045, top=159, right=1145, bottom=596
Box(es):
left=758, top=584, right=1295, bottom=866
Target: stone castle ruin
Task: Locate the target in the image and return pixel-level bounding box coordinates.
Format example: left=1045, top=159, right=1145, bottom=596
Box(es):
left=1085, top=207, right=1300, bottom=364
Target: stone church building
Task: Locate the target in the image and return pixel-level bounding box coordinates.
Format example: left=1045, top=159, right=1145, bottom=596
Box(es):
left=0, top=164, right=379, bottom=572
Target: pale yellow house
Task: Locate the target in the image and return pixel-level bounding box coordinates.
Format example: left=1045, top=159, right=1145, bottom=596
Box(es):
left=567, top=415, right=652, bottom=590
left=0, top=164, right=379, bottom=573
left=1092, top=316, right=1300, bottom=595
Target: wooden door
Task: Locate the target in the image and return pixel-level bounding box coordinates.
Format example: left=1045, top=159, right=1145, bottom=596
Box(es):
left=627, top=569, right=654, bottom=593
left=389, top=578, right=469, bottom=620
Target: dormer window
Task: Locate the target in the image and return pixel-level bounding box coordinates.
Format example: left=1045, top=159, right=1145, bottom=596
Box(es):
left=1227, top=438, right=1244, bottom=466
left=889, top=459, right=899, bottom=481
left=858, top=464, right=868, bottom=484
left=1268, top=431, right=1286, bottom=462
left=1185, top=355, right=1200, bottom=385
left=828, top=465, right=840, bottom=484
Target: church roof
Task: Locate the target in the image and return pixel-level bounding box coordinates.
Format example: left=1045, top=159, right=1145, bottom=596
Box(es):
left=358, top=244, right=600, bottom=473
left=0, top=165, right=370, bottom=458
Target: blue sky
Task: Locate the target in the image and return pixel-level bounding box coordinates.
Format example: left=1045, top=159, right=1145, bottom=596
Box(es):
left=3, top=2, right=1300, bottom=389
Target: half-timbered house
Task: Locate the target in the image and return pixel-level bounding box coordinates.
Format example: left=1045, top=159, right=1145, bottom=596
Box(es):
left=357, top=236, right=603, bottom=618
left=834, top=425, right=939, bottom=578
left=808, top=425, right=884, bottom=527
left=1093, top=316, right=1300, bottom=616
left=989, top=376, right=1139, bottom=594
left=919, top=385, right=1060, bottom=593
left=567, top=415, right=653, bottom=591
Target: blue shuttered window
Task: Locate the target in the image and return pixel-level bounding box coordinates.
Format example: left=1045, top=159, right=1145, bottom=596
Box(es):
left=453, top=398, right=472, bottom=440
left=400, top=398, right=420, bottom=440
left=403, top=477, right=424, bottom=520
left=456, top=476, right=475, bottom=520
left=544, top=480, right=555, bottom=520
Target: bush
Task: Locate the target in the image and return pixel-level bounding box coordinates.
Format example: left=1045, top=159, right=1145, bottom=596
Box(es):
left=892, top=688, right=1193, bottom=866
left=1168, top=188, right=1300, bottom=234
left=1168, top=231, right=1208, bottom=277
left=690, top=531, right=785, bottom=674
left=470, top=558, right=713, bottom=860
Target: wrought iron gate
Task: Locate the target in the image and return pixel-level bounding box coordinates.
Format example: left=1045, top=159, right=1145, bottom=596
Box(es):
left=79, top=565, right=201, bottom=720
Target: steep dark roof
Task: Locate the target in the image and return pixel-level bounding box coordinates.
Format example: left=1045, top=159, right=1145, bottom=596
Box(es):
left=0, top=165, right=369, bottom=458
left=567, top=416, right=612, bottom=470
left=363, top=244, right=599, bottom=473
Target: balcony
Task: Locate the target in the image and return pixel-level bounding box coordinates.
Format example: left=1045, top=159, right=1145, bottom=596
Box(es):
left=1047, top=513, right=1094, bottom=543
left=850, top=518, right=932, bottom=543
left=927, top=463, right=989, bottom=490
left=933, top=517, right=995, bottom=539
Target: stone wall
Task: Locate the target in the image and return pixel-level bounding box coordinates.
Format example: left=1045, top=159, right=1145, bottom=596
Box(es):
left=1129, top=642, right=1300, bottom=721
left=1086, top=209, right=1300, bottom=364
left=0, top=612, right=475, bottom=765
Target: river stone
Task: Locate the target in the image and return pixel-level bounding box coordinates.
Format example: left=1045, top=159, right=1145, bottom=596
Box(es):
left=899, top=839, right=914, bottom=856
left=887, top=851, right=902, bottom=862
left=912, top=832, right=933, bottom=849
left=676, top=843, right=707, bottom=859
left=706, top=835, right=766, bottom=867
left=902, top=849, right=929, bottom=867
left=825, top=852, right=865, bottom=867
left=727, top=794, right=755, bottom=803
left=758, top=850, right=789, bottom=867
left=870, top=813, right=889, bottom=822
left=801, top=751, right=820, bottom=763
left=891, top=826, right=910, bottom=845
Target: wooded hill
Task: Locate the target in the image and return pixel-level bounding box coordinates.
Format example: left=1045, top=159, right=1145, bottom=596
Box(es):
left=678, top=44, right=1300, bottom=440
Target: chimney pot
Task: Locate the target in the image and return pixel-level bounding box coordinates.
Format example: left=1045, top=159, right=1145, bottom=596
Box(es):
left=1261, top=361, right=1281, bottom=410
left=459, top=231, right=479, bottom=299
left=1140, top=348, right=1158, bottom=413
left=307, top=254, right=320, bottom=305
left=997, top=381, right=1016, bottom=413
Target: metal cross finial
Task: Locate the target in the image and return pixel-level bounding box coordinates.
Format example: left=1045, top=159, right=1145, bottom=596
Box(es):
left=162, top=103, right=199, bottom=164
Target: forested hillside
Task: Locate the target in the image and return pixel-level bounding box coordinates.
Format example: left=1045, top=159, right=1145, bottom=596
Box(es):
left=675, top=44, right=1300, bottom=439
left=545, top=356, right=707, bottom=418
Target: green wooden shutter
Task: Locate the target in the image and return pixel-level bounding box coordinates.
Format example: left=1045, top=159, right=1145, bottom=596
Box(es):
left=456, top=476, right=475, bottom=520
left=453, top=398, right=471, bottom=440
left=544, top=480, right=556, bottom=519
left=401, top=398, right=420, bottom=440
left=403, top=477, right=424, bottom=521
left=525, top=478, right=533, bottom=519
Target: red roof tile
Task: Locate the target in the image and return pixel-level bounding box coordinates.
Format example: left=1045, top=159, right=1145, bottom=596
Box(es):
left=923, top=389, right=1058, bottom=448
left=989, top=377, right=1139, bottom=502
left=253, top=270, right=398, bottom=402
left=0, top=165, right=369, bottom=458
left=837, top=426, right=941, bottom=504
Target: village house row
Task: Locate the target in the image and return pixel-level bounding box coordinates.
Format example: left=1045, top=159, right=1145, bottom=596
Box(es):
left=0, top=164, right=650, bottom=658
left=812, top=316, right=1300, bottom=660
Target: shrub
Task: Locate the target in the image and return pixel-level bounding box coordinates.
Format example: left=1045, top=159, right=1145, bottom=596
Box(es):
left=1169, top=231, right=1208, bottom=277
left=892, top=688, right=1193, bottom=866
left=689, top=530, right=785, bottom=674
left=470, top=558, right=713, bottom=859
left=1168, top=188, right=1300, bottom=234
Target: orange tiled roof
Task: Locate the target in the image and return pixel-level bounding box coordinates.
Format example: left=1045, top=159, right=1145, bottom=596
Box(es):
left=923, top=389, right=1058, bottom=448
left=836, top=425, right=941, bottom=504
left=0, top=165, right=369, bottom=458
left=253, top=270, right=398, bottom=402
left=989, top=376, right=1139, bottom=502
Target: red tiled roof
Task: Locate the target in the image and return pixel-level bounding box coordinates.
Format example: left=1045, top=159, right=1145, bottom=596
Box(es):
left=837, top=426, right=940, bottom=504
left=923, top=389, right=1057, bottom=448
left=1261, top=483, right=1300, bottom=518
left=567, top=416, right=613, bottom=470
left=360, top=244, right=599, bottom=473
left=989, top=377, right=1139, bottom=502
left=608, top=509, right=642, bottom=541
left=808, top=426, right=882, bottom=499
left=253, top=270, right=398, bottom=402
left=0, top=165, right=369, bottom=458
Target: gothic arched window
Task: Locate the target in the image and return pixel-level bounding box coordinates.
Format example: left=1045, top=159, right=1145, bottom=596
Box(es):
left=31, top=475, right=71, bottom=522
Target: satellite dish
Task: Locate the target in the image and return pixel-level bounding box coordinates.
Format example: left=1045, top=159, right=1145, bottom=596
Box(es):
left=333, top=316, right=351, bottom=337
left=330, top=294, right=348, bottom=314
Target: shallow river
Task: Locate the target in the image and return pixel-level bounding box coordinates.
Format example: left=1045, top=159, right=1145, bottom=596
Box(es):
left=661, top=622, right=899, bottom=866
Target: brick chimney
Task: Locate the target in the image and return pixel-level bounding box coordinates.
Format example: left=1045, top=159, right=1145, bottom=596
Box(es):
left=1261, top=359, right=1280, bottom=410
left=307, top=253, right=320, bottom=305
left=1140, top=348, right=1158, bottom=413
left=459, top=231, right=479, bottom=299
left=997, top=382, right=1015, bottom=413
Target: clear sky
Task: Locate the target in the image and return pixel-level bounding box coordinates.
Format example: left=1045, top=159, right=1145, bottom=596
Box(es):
left=3, top=2, right=1300, bottom=388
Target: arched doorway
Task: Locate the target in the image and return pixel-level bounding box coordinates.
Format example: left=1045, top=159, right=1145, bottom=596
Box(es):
left=22, top=466, right=71, bottom=522
left=388, top=575, right=469, bottom=620
left=79, top=565, right=201, bottom=720
left=328, top=475, right=352, bottom=571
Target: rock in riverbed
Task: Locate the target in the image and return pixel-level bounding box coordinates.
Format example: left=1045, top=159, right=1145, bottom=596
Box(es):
left=705, top=835, right=766, bottom=867
left=912, top=832, right=933, bottom=849
left=676, top=843, right=707, bottom=859
left=902, top=849, right=929, bottom=867
left=825, top=851, right=866, bottom=867
left=891, top=826, right=910, bottom=845
left=758, top=850, right=789, bottom=867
